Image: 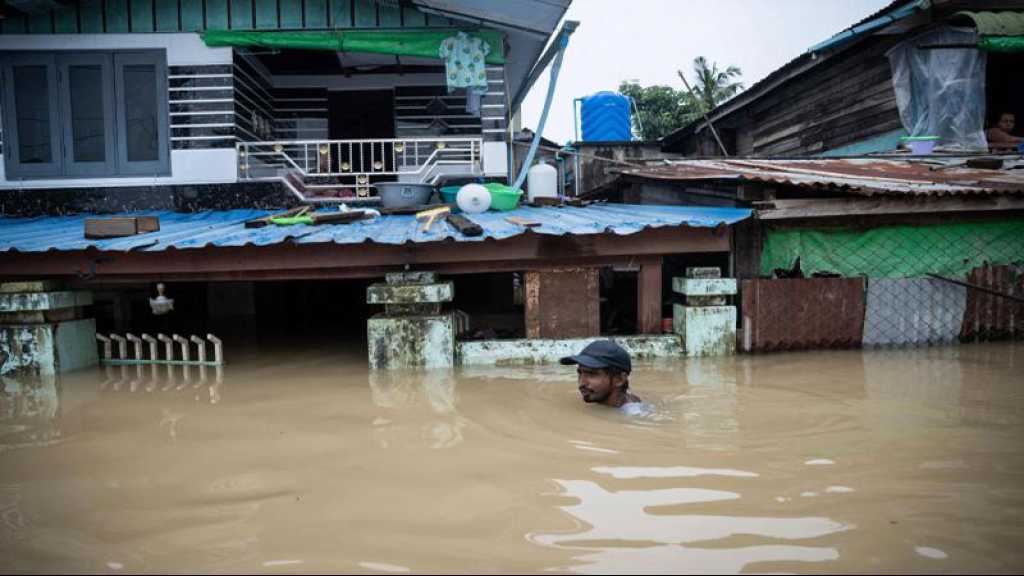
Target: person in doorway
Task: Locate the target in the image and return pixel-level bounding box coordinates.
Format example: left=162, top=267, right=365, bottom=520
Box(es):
left=561, top=340, right=646, bottom=415
left=986, top=112, right=1023, bottom=151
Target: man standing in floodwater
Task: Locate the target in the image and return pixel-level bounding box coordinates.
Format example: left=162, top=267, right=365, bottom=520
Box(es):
left=561, top=340, right=646, bottom=415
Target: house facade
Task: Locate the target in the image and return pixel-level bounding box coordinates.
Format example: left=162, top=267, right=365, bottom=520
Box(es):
left=661, top=0, right=1024, bottom=157
left=0, top=0, right=570, bottom=205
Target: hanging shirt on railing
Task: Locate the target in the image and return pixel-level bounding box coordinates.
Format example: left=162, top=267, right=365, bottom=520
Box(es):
left=439, top=32, right=490, bottom=93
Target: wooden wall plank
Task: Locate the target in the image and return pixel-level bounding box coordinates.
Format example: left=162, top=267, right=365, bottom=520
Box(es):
left=330, top=0, right=352, bottom=28
left=402, top=5, right=425, bottom=27
left=106, top=0, right=131, bottom=32
left=205, top=0, right=230, bottom=30
left=54, top=4, right=79, bottom=33
left=378, top=3, right=401, bottom=27
left=279, top=0, right=302, bottom=28
left=254, top=0, right=278, bottom=28
left=305, top=0, right=328, bottom=28
left=80, top=2, right=105, bottom=32
left=28, top=12, right=54, bottom=33
left=353, top=0, right=376, bottom=27
left=130, top=0, right=155, bottom=32
left=155, top=0, right=180, bottom=32
left=179, top=0, right=203, bottom=30
left=230, top=0, right=253, bottom=29
left=1, top=16, right=28, bottom=34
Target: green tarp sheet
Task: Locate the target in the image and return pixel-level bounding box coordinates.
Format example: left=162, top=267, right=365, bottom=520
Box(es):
left=202, top=29, right=505, bottom=64
left=979, top=35, right=1024, bottom=52
left=761, top=220, right=1024, bottom=279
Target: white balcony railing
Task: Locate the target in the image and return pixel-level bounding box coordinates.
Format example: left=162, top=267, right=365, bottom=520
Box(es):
left=237, top=137, right=483, bottom=198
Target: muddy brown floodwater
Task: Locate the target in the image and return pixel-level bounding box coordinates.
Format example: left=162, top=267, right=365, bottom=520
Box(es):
left=1, top=341, right=1022, bottom=574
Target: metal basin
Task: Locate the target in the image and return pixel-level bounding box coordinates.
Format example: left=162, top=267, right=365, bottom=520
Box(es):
left=375, top=183, right=435, bottom=209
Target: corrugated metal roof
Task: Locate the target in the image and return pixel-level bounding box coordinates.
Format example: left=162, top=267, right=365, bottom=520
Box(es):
left=621, top=158, right=1024, bottom=197
left=954, top=11, right=1024, bottom=36
left=0, top=204, right=752, bottom=254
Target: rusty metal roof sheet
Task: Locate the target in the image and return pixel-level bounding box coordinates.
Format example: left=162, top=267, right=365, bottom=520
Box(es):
left=621, top=157, right=1024, bottom=197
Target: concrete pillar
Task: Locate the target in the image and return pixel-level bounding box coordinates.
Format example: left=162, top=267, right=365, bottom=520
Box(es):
left=0, top=282, right=98, bottom=377
left=366, top=272, right=455, bottom=370
left=673, top=267, right=737, bottom=357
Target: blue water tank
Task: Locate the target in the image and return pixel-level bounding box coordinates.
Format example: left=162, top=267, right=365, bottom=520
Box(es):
left=580, top=91, right=632, bottom=142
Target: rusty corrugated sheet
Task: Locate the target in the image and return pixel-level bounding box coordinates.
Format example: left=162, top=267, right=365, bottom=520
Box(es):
left=624, top=158, right=1024, bottom=197
left=960, top=264, right=1024, bottom=341
left=741, top=278, right=866, bottom=352
left=525, top=268, right=600, bottom=339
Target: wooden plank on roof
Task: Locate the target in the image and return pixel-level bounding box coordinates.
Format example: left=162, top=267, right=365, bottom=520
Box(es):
left=232, top=0, right=254, bottom=28
left=106, top=0, right=131, bottom=32
left=306, top=0, right=329, bottom=28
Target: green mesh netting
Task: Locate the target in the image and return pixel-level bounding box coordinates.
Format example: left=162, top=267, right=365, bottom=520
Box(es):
left=761, top=220, right=1024, bottom=278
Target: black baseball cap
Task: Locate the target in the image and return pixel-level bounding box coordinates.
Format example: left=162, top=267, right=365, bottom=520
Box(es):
left=560, top=340, right=632, bottom=373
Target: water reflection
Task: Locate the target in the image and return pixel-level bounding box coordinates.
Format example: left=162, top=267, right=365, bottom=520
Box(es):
left=368, top=369, right=467, bottom=449
left=0, top=364, right=224, bottom=450
left=673, top=358, right=740, bottom=451
left=0, top=376, right=60, bottom=449
left=530, top=477, right=847, bottom=574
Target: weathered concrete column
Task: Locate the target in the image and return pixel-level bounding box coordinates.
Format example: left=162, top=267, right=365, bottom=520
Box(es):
left=0, top=281, right=98, bottom=377
left=524, top=267, right=599, bottom=339
left=366, top=272, right=455, bottom=370
left=673, top=267, right=737, bottom=357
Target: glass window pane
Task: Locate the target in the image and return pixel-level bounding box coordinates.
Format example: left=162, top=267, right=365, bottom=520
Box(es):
left=68, top=64, right=106, bottom=163
left=123, top=64, right=158, bottom=162
left=13, top=65, right=51, bottom=164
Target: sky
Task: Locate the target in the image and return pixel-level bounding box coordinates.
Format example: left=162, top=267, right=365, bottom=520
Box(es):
left=519, top=0, right=893, bottom=144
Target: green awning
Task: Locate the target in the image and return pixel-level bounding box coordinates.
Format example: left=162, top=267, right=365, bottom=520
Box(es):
left=202, top=29, right=505, bottom=64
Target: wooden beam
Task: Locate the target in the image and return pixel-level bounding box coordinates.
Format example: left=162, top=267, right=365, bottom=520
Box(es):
left=756, top=197, right=1024, bottom=220
left=636, top=256, right=663, bottom=335
left=0, top=226, right=730, bottom=282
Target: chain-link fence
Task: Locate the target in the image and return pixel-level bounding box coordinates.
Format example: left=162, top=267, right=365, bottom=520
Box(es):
left=737, top=217, right=1024, bottom=352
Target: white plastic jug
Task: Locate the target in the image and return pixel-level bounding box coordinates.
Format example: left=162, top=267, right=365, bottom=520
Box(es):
left=527, top=160, right=558, bottom=202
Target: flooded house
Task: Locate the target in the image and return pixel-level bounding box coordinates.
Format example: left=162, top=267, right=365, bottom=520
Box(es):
left=592, top=0, right=1024, bottom=353
left=0, top=0, right=754, bottom=375
left=660, top=0, right=1024, bottom=157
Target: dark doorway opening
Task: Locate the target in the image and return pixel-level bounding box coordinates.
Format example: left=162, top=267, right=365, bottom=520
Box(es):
left=328, top=90, right=396, bottom=176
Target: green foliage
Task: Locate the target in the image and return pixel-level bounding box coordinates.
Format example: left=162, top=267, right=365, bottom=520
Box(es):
left=617, top=81, right=697, bottom=141
left=619, top=56, right=743, bottom=141
left=679, top=56, right=744, bottom=114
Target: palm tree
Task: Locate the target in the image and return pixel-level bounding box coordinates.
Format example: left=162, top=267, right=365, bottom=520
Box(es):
left=678, top=56, right=744, bottom=115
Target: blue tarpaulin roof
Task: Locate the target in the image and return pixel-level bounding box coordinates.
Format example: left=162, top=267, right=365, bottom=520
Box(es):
left=0, top=204, right=752, bottom=253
